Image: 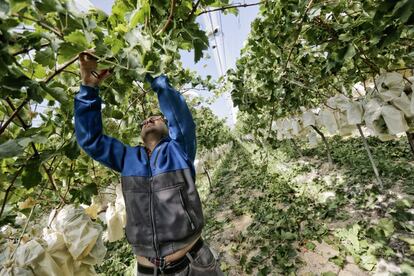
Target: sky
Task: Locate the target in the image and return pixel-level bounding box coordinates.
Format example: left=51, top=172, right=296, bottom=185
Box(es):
left=88, top=0, right=260, bottom=126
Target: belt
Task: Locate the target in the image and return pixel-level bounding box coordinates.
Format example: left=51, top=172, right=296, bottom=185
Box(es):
left=138, top=238, right=204, bottom=275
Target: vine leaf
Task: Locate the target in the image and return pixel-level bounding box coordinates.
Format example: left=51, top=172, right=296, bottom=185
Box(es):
left=40, top=82, right=69, bottom=106
left=63, top=138, right=80, bottom=160
left=21, top=157, right=42, bottom=189
left=34, top=47, right=55, bottom=68
left=0, top=140, right=24, bottom=158
left=64, top=30, right=90, bottom=50
left=130, top=1, right=150, bottom=29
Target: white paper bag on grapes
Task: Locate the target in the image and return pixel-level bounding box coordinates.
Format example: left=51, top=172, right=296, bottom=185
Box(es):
left=302, top=110, right=316, bottom=127
left=14, top=239, right=63, bottom=276
left=364, top=98, right=382, bottom=122
left=391, top=92, right=414, bottom=118
left=327, top=94, right=350, bottom=111
left=335, top=111, right=355, bottom=136
left=381, top=105, right=409, bottom=135
left=50, top=205, right=106, bottom=263
left=319, top=109, right=338, bottom=135
left=105, top=203, right=125, bottom=242
left=346, top=101, right=364, bottom=125
left=115, top=184, right=126, bottom=227
left=307, top=129, right=319, bottom=148
left=290, top=118, right=302, bottom=136
left=43, top=230, right=75, bottom=276
left=376, top=72, right=404, bottom=102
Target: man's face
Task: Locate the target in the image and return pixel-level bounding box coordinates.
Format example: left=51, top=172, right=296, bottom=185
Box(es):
left=140, top=115, right=168, bottom=141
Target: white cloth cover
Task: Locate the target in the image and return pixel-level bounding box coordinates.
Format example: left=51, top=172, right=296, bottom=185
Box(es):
left=0, top=205, right=106, bottom=276
left=0, top=267, right=34, bottom=276
left=375, top=72, right=404, bottom=102
left=14, top=239, right=62, bottom=276
left=50, top=205, right=106, bottom=263
left=290, top=118, right=302, bottom=136
left=319, top=109, right=338, bottom=135
left=308, top=129, right=320, bottom=148
left=363, top=98, right=382, bottom=125
left=327, top=94, right=350, bottom=111
left=302, top=110, right=316, bottom=127
left=363, top=98, right=391, bottom=137
left=105, top=203, right=124, bottom=242
left=115, top=184, right=126, bottom=228
left=391, top=92, right=414, bottom=118
left=336, top=111, right=355, bottom=136
left=381, top=105, right=409, bottom=135
left=43, top=230, right=75, bottom=276
left=346, top=101, right=363, bottom=125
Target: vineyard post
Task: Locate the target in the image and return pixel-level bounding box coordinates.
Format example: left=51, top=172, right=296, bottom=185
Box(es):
left=406, top=132, right=414, bottom=157
left=290, top=138, right=303, bottom=157
left=356, top=124, right=383, bottom=189
left=310, top=125, right=333, bottom=165
left=203, top=165, right=212, bottom=191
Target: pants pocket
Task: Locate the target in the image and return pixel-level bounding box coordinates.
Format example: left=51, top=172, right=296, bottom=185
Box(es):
left=189, top=244, right=224, bottom=276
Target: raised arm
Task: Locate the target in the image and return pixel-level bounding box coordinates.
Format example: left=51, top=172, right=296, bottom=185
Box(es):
left=74, top=86, right=126, bottom=172
left=149, top=75, right=197, bottom=161
left=74, top=52, right=126, bottom=172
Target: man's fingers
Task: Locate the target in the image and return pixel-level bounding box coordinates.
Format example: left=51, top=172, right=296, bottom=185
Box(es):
left=98, top=69, right=112, bottom=81
left=79, top=51, right=98, bottom=63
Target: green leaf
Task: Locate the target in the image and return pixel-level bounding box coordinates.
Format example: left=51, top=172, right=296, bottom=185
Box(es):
left=9, top=0, right=31, bottom=13
left=392, top=0, right=414, bottom=23
left=21, top=157, right=42, bottom=189
left=64, top=30, right=90, bottom=49
left=58, top=42, right=83, bottom=61
left=111, top=110, right=124, bottom=120
left=321, top=272, right=336, bottom=276
left=63, top=138, right=80, bottom=160
left=360, top=253, right=376, bottom=271
left=0, top=0, right=9, bottom=19
left=69, top=183, right=98, bottom=204
left=192, top=29, right=208, bottom=63
left=27, top=81, right=44, bottom=103
left=0, top=140, right=24, bottom=158
left=305, top=241, right=316, bottom=251
left=344, top=44, right=356, bottom=61
left=329, top=256, right=345, bottom=268
left=34, top=47, right=55, bottom=68
left=377, top=218, right=394, bottom=238
left=129, top=1, right=150, bottom=29
left=34, top=0, right=62, bottom=13
left=40, top=82, right=69, bottom=106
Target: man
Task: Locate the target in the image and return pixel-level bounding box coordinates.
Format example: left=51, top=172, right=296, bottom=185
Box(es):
left=75, top=52, right=224, bottom=276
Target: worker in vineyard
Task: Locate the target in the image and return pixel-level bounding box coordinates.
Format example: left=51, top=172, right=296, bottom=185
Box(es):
left=74, top=52, right=223, bottom=276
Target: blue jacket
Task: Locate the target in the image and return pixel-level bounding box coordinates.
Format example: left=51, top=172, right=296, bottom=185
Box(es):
left=74, top=75, right=204, bottom=258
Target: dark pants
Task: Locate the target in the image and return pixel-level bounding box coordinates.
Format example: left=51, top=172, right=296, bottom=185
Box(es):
left=137, top=243, right=224, bottom=276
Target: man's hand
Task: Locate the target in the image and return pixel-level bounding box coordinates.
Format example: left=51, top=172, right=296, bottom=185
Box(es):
left=79, top=51, right=111, bottom=87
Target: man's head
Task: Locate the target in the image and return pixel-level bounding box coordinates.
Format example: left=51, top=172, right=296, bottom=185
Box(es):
left=140, top=115, right=169, bottom=145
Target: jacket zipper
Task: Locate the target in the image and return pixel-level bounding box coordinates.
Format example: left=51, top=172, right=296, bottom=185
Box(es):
left=147, top=147, right=160, bottom=258
left=149, top=176, right=159, bottom=257
left=153, top=144, right=163, bottom=168
left=179, top=189, right=195, bottom=230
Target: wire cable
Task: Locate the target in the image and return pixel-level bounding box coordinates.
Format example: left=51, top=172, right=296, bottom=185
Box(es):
left=207, top=11, right=225, bottom=76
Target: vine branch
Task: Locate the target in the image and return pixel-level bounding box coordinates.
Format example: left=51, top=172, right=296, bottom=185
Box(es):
left=0, top=98, right=29, bottom=136
left=284, top=0, right=314, bottom=70
left=156, top=0, right=176, bottom=35
left=12, top=13, right=63, bottom=38
left=45, top=55, right=79, bottom=83
left=0, top=168, right=24, bottom=219
left=197, top=2, right=263, bottom=16
left=187, top=0, right=202, bottom=21
left=12, top=43, right=50, bottom=56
